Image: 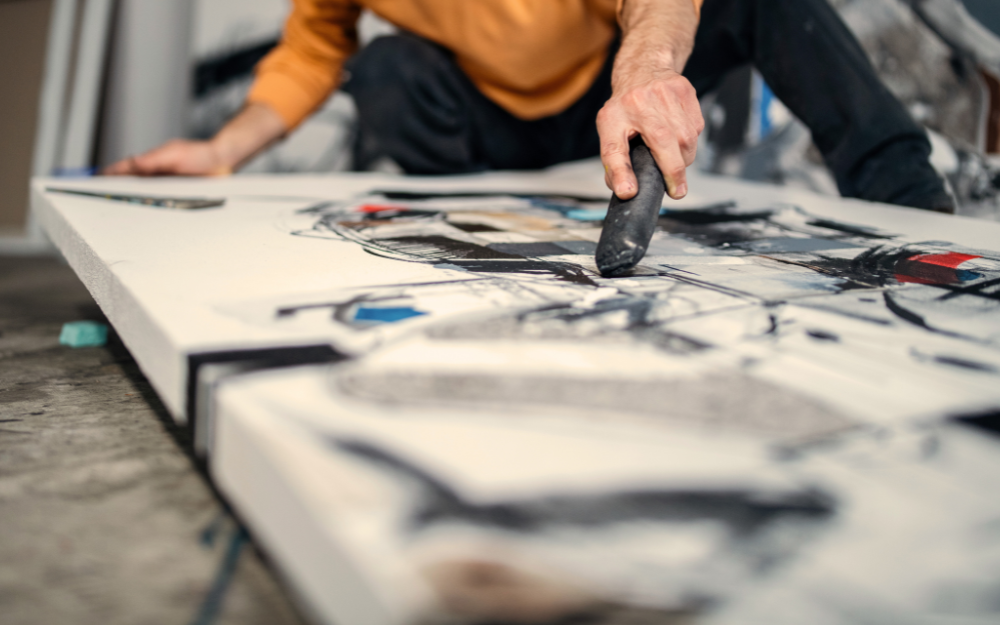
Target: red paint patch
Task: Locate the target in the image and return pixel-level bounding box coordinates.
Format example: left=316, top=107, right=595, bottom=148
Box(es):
left=905, top=252, right=980, bottom=269
left=357, top=204, right=405, bottom=213
left=895, top=252, right=982, bottom=285
left=894, top=273, right=938, bottom=285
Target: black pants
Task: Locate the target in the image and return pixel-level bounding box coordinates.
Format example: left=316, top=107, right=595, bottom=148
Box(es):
left=343, top=0, right=948, bottom=210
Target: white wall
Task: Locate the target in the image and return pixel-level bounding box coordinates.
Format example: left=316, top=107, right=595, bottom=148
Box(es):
left=98, top=0, right=195, bottom=166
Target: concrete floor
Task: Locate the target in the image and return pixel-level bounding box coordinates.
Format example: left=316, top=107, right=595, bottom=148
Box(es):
left=0, top=255, right=307, bottom=625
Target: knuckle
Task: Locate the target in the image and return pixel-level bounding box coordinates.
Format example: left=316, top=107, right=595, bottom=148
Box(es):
left=678, top=131, right=697, bottom=151
left=601, top=141, right=627, bottom=158
left=622, top=90, right=645, bottom=109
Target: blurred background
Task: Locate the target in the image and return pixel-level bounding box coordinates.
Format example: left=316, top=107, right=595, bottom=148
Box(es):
left=2, top=0, right=999, bottom=254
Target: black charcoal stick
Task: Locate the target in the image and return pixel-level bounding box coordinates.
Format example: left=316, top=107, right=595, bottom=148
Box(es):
left=595, top=136, right=666, bottom=277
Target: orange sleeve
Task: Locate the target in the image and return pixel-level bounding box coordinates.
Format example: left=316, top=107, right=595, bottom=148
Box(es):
left=247, top=0, right=362, bottom=130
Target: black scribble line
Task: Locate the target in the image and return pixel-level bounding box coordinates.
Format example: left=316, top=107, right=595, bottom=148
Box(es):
left=657, top=264, right=700, bottom=276
left=882, top=292, right=986, bottom=344
left=331, top=437, right=834, bottom=532
left=648, top=271, right=766, bottom=304
left=758, top=254, right=879, bottom=287
left=936, top=277, right=1000, bottom=302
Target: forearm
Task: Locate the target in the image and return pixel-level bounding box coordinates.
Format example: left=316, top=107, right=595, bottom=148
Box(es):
left=597, top=0, right=704, bottom=201
left=210, top=102, right=288, bottom=173
left=614, top=0, right=700, bottom=91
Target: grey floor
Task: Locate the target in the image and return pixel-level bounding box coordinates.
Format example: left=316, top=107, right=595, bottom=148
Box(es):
left=0, top=255, right=307, bottom=625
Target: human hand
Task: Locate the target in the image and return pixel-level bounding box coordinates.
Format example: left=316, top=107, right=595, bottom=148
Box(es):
left=596, top=68, right=704, bottom=201
left=102, top=139, right=231, bottom=176
left=102, top=103, right=287, bottom=177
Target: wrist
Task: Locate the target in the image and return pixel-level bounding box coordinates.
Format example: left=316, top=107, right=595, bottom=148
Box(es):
left=209, top=103, right=287, bottom=172
left=208, top=134, right=239, bottom=173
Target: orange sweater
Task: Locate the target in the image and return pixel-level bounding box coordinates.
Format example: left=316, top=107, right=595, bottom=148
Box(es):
left=249, top=0, right=703, bottom=129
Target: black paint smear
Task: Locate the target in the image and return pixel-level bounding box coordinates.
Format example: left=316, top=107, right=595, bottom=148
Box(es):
left=338, top=209, right=442, bottom=225
left=423, top=298, right=710, bottom=354
left=362, top=208, right=441, bottom=220
left=449, top=221, right=502, bottom=233
left=806, top=329, right=840, bottom=342
left=806, top=218, right=893, bottom=239
left=801, top=245, right=999, bottom=298
left=933, top=356, right=998, bottom=373
left=883, top=291, right=930, bottom=328
left=333, top=438, right=834, bottom=534
left=370, top=189, right=610, bottom=203
left=954, top=411, right=1000, bottom=439
left=655, top=217, right=771, bottom=249
left=662, top=203, right=772, bottom=225
left=380, top=235, right=523, bottom=261
left=884, top=291, right=990, bottom=341
left=487, top=241, right=577, bottom=257
left=448, top=260, right=599, bottom=287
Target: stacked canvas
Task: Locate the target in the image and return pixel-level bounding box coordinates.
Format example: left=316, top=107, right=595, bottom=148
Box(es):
left=34, top=162, right=1000, bottom=624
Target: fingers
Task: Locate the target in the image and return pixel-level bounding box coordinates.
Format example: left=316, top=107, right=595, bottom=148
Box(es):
left=133, top=141, right=187, bottom=175
left=602, top=139, right=637, bottom=200
left=101, top=155, right=139, bottom=176
left=646, top=114, right=700, bottom=199
left=101, top=140, right=225, bottom=177
left=643, top=93, right=703, bottom=200
left=102, top=145, right=177, bottom=177
left=649, top=139, right=688, bottom=200
left=597, top=109, right=638, bottom=200
left=598, top=72, right=705, bottom=201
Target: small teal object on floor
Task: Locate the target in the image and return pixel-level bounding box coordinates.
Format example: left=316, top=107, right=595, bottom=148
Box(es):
left=59, top=321, right=109, bottom=348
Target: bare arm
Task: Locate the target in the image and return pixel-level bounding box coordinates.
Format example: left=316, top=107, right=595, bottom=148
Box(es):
left=597, top=0, right=703, bottom=200
left=103, top=102, right=286, bottom=176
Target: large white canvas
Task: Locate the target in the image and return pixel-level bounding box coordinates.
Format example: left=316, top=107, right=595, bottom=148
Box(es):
left=33, top=161, right=1000, bottom=624
left=31, top=160, right=1000, bottom=421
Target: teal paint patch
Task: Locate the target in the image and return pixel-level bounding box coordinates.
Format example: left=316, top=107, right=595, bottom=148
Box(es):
left=567, top=207, right=670, bottom=222
left=59, top=321, right=109, bottom=348
left=565, top=208, right=608, bottom=221
left=354, top=307, right=427, bottom=324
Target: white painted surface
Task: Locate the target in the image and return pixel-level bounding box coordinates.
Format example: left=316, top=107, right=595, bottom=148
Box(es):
left=31, top=161, right=1000, bottom=421
left=33, top=164, right=1000, bottom=625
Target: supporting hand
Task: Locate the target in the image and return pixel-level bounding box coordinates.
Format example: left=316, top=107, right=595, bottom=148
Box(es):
left=102, top=102, right=286, bottom=177
left=102, top=140, right=230, bottom=176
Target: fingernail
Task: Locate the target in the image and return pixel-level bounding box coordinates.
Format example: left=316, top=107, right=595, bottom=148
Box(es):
left=676, top=183, right=687, bottom=198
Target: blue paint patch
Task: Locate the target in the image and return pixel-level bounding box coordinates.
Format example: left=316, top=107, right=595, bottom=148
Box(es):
left=759, top=80, right=775, bottom=138
left=955, top=269, right=983, bottom=282
left=354, top=307, right=428, bottom=324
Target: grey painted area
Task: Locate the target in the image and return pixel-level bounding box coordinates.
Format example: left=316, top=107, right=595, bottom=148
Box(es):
left=963, top=0, right=1000, bottom=35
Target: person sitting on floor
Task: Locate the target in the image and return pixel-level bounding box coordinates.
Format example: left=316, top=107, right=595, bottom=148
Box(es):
left=105, top=0, right=955, bottom=213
